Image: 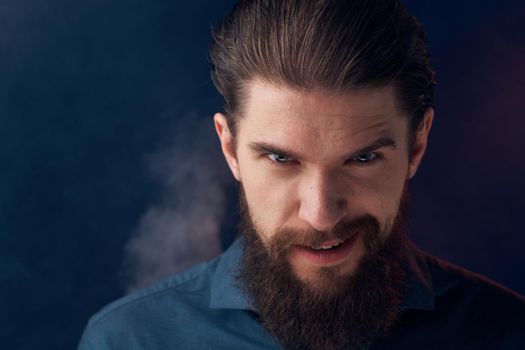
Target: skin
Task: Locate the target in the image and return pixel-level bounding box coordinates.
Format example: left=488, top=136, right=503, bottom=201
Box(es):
left=214, top=79, right=433, bottom=284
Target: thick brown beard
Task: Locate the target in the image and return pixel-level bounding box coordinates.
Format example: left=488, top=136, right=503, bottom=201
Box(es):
left=235, top=188, right=409, bottom=350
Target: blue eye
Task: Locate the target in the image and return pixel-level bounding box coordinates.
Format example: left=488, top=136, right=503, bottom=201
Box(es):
left=268, top=153, right=291, bottom=163
left=352, top=152, right=379, bottom=163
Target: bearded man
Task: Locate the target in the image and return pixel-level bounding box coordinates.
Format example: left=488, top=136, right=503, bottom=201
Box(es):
left=79, top=1, right=525, bottom=349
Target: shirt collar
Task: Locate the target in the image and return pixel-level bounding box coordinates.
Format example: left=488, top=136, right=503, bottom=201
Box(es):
left=209, top=238, right=254, bottom=310
left=209, top=237, right=435, bottom=311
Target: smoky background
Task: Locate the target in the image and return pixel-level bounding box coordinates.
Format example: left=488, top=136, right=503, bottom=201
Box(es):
left=1, top=1, right=524, bottom=349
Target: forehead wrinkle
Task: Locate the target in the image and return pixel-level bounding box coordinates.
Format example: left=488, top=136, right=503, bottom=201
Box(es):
left=261, top=115, right=394, bottom=150
left=345, top=119, right=391, bottom=137
left=315, top=118, right=391, bottom=146
left=298, top=110, right=392, bottom=130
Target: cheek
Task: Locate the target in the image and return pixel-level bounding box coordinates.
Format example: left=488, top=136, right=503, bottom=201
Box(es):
left=239, top=161, right=296, bottom=238
left=348, top=162, right=408, bottom=229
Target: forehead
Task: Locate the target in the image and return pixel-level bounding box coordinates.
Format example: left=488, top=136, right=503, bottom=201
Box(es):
left=244, top=80, right=401, bottom=116
left=237, top=80, right=407, bottom=156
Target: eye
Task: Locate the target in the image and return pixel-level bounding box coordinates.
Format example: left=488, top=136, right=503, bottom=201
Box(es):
left=351, top=151, right=380, bottom=164
left=267, top=153, right=292, bottom=164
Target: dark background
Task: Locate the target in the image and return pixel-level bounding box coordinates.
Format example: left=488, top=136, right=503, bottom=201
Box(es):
left=1, top=1, right=524, bottom=349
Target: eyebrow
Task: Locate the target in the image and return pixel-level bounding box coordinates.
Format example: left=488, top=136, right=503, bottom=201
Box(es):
left=248, top=137, right=397, bottom=160
left=350, top=137, right=397, bottom=157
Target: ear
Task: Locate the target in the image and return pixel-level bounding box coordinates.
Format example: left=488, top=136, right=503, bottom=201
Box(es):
left=214, top=113, right=241, bottom=181
left=407, top=107, right=434, bottom=179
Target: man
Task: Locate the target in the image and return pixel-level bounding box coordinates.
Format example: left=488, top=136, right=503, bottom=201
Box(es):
left=79, top=1, right=525, bottom=349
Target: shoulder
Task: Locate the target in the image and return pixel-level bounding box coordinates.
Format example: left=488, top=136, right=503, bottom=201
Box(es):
left=78, top=258, right=220, bottom=349
left=91, top=258, right=219, bottom=325
left=426, top=253, right=525, bottom=308
left=424, top=252, right=525, bottom=345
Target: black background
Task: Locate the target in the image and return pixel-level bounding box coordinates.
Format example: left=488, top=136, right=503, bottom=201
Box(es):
left=1, top=1, right=524, bottom=349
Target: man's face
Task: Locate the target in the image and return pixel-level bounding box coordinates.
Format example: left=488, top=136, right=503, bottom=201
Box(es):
left=215, top=80, right=432, bottom=290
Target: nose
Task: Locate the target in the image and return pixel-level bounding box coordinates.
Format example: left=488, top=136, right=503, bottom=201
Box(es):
left=297, top=171, right=348, bottom=232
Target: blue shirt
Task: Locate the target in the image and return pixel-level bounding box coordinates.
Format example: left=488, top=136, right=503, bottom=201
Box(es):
left=79, top=238, right=525, bottom=349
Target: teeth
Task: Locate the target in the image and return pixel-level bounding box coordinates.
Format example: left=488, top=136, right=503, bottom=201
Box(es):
left=311, top=240, right=343, bottom=250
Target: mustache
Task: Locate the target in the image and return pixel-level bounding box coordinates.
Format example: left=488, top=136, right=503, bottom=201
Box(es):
left=267, top=214, right=381, bottom=257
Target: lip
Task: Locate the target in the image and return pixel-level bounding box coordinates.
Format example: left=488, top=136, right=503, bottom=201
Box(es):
left=291, top=232, right=360, bottom=266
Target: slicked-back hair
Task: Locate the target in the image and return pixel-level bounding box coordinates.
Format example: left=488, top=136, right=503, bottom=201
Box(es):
left=209, top=0, right=436, bottom=139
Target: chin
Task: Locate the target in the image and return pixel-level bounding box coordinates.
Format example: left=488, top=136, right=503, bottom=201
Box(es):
left=291, top=262, right=357, bottom=300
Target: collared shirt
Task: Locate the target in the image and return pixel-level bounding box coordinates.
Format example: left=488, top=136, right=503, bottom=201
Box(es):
left=79, top=238, right=525, bottom=349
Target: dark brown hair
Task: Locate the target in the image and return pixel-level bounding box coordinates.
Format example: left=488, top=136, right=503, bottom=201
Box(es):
left=209, top=0, right=436, bottom=138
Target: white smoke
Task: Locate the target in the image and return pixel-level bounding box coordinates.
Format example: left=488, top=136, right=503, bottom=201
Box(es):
left=122, top=111, right=230, bottom=292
